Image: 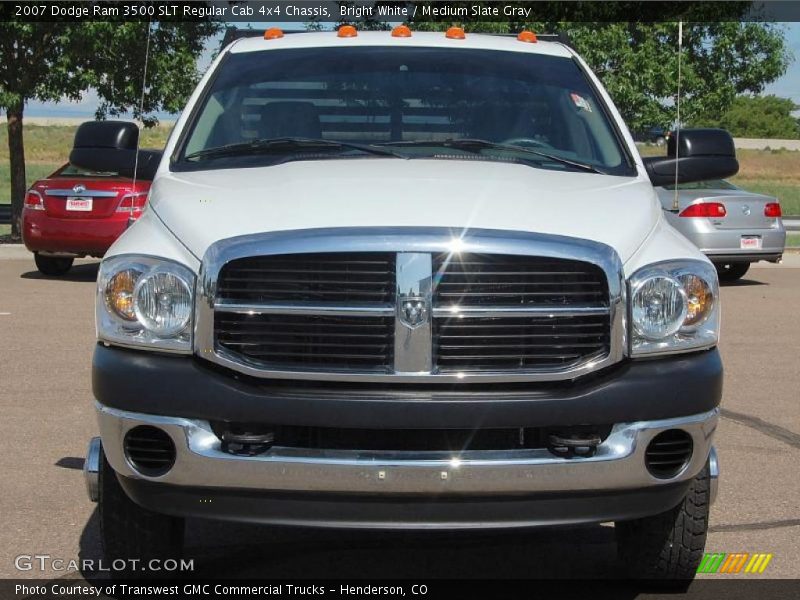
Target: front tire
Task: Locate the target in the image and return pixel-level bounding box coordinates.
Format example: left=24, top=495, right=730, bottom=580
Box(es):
left=34, top=253, right=73, bottom=276
left=99, top=452, right=184, bottom=579
left=716, top=262, right=750, bottom=281
left=615, top=463, right=710, bottom=580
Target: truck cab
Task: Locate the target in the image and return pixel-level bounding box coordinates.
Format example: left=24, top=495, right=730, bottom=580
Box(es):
left=78, top=29, right=733, bottom=579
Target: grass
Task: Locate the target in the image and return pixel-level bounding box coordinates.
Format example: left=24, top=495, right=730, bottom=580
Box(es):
left=0, top=163, right=62, bottom=206
left=787, top=233, right=800, bottom=248
left=0, top=124, right=172, bottom=205
left=638, top=144, right=800, bottom=215
left=1, top=128, right=798, bottom=214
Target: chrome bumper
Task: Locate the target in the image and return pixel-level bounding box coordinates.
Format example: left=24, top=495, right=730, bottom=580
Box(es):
left=95, top=403, right=718, bottom=497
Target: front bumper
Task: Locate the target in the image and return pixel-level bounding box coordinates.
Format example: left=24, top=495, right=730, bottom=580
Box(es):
left=94, top=404, right=718, bottom=528
left=93, top=345, right=723, bottom=427
left=92, top=346, right=722, bottom=528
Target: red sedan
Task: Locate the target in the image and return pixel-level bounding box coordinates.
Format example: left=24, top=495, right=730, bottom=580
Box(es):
left=22, top=164, right=150, bottom=275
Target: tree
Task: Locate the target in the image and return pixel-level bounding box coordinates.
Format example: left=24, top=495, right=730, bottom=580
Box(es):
left=693, top=95, right=800, bottom=139
left=410, top=17, right=789, bottom=132
left=0, top=21, right=219, bottom=239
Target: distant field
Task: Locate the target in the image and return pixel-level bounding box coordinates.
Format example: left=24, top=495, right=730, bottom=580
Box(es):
left=0, top=124, right=172, bottom=205
left=1, top=127, right=798, bottom=214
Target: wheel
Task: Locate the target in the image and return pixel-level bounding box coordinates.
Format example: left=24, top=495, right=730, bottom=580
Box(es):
left=716, top=262, right=750, bottom=281
left=99, top=451, right=184, bottom=579
left=34, top=253, right=73, bottom=276
left=655, top=136, right=666, bottom=147
left=615, top=463, right=710, bottom=580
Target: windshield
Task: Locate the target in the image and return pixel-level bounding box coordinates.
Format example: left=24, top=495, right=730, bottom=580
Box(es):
left=175, top=47, right=633, bottom=175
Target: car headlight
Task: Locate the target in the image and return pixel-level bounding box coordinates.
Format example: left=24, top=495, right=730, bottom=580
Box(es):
left=97, top=256, right=195, bottom=353
left=629, top=260, right=719, bottom=356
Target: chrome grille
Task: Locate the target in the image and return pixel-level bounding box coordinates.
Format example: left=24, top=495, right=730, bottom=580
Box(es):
left=432, top=254, right=609, bottom=371
left=215, top=253, right=395, bottom=371
left=433, top=253, right=607, bottom=305
left=199, top=228, right=624, bottom=382
left=217, top=252, right=395, bottom=303
left=434, top=315, right=609, bottom=371
left=216, top=313, right=394, bottom=370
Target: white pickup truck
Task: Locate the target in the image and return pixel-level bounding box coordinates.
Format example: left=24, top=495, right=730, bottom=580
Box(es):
left=77, top=28, right=734, bottom=579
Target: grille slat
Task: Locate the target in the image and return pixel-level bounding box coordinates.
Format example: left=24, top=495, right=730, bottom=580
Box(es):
left=217, top=252, right=395, bottom=303
left=216, top=313, right=394, bottom=370
left=432, top=254, right=609, bottom=371
left=215, top=253, right=395, bottom=371
left=433, top=253, right=607, bottom=307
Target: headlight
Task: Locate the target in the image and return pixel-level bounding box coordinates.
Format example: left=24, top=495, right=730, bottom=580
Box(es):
left=97, top=256, right=195, bottom=353
left=629, top=260, right=719, bottom=356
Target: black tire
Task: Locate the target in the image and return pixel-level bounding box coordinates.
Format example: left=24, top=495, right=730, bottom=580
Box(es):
left=716, top=262, right=750, bottom=281
left=615, top=463, right=710, bottom=580
left=34, top=253, right=73, bottom=276
left=99, top=452, right=184, bottom=579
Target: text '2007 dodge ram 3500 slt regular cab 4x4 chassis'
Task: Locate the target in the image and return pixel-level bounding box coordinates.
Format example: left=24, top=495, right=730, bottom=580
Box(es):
left=77, top=29, right=732, bottom=579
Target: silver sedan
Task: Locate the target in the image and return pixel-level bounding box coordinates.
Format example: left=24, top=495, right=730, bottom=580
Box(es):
left=657, top=180, right=785, bottom=281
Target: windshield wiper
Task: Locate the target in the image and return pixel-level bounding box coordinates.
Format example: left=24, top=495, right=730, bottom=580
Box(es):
left=185, top=137, right=408, bottom=162
left=380, top=138, right=606, bottom=174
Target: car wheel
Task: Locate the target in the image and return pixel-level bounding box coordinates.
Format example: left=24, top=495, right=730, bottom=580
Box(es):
left=34, top=253, right=74, bottom=276
left=99, top=451, right=184, bottom=579
left=716, top=262, right=750, bottom=281
left=655, top=136, right=666, bottom=147
left=615, top=462, right=709, bottom=581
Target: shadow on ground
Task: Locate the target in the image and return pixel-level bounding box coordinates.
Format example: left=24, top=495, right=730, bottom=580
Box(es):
left=21, top=262, right=99, bottom=282
left=78, top=508, right=624, bottom=579
left=719, top=277, right=766, bottom=287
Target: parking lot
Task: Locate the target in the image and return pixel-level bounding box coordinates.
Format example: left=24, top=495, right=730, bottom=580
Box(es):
left=0, top=250, right=798, bottom=580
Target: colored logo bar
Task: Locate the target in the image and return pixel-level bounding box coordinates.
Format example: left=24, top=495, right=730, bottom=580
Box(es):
left=697, top=553, right=773, bottom=574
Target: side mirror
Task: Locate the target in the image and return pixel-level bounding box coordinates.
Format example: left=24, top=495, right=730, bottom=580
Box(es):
left=69, top=121, right=162, bottom=181
left=642, top=128, right=738, bottom=187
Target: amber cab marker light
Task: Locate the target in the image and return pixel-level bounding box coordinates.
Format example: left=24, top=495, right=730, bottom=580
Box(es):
left=392, top=25, right=412, bottom=38
left=338, top=25, right=358, bottom=38
left=445, top=27, right=466, bottom=40
left=517, top=30, right=537, bottom=43
left=263, top=28, right=284, bottom=40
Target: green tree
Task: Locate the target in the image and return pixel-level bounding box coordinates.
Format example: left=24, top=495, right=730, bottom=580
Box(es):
left=693, top=95, right=800, bottom=139
left=0, top=21, right=219, bottom=239
left=411, top=18, right=790, bottom=133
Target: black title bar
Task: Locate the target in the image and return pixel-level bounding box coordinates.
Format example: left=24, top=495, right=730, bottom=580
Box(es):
left=3, top=1, right=800, bottom=23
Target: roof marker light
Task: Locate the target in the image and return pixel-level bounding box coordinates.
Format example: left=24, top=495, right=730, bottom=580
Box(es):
left=517, top=30, right=538, bottom=43
left=263, top=28, right=284, bottom=40
left=392, top=25, right=412, bottom=38
left=338, top=25, right=358, bottom=38
left=445, top=27, right=465, bottom=40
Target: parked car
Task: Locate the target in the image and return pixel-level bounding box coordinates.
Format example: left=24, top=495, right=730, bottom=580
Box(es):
left=21, top=163, right=151, bottom=275
left=633, top=126, right=668, bottom=146
left=76, top=29, right=736, bottom=579
left=657, top=180, right=785, bottom=281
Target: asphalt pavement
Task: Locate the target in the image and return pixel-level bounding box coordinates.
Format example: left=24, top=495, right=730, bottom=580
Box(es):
left=0, top=250, right=798, bottom=581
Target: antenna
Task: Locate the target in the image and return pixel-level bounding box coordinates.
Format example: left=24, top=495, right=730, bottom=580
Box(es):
left=672, top=20, right=683, bottom=211
left=129, top=19, right=153, bottom=227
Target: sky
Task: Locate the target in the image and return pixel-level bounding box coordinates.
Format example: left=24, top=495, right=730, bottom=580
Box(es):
left=22, top=21, right=800, bottom=120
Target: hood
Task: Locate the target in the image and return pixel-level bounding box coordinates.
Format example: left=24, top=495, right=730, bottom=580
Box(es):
left=150, top=159, right=658, bottom=262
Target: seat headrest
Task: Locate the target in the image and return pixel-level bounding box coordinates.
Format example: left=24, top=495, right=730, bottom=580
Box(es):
left=259, top=102, right=322, bottom=140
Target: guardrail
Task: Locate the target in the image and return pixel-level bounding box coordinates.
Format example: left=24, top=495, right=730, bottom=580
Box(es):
left=0, top=205, right=11, bottom=225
